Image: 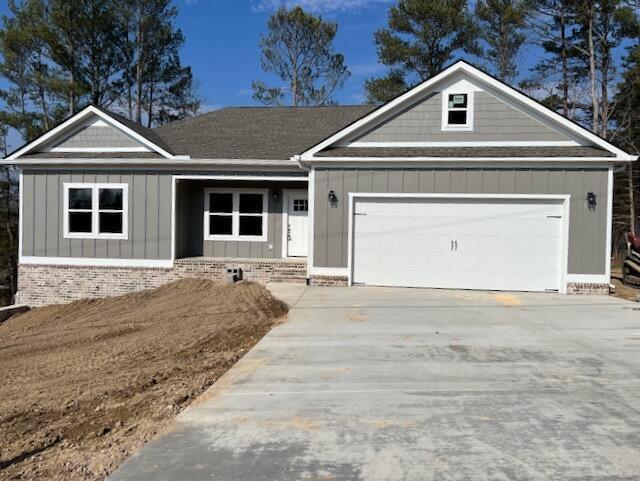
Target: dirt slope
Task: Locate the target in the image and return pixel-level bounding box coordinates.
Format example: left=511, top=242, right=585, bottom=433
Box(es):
left=0, top=279, right=288, bottom=481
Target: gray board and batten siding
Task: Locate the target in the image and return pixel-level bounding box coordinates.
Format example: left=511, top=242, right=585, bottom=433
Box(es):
left=353, top=91, right=570, bottom=143
left=21, top=170, right=306, bottom=261
left=313, top=168, right=609, bottom=276
left=176, top=179, right=306, bottom=259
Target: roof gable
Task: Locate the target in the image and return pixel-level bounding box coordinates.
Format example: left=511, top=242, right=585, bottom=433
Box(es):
left=300, top=61, right=636, bottom=161
left=6, top=105, right=176, bottom=160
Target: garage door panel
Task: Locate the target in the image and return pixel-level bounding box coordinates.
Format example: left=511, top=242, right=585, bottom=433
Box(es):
left=352, top=197, right=564, bottom=292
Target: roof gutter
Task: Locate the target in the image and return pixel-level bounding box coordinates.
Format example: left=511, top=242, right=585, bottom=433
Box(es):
left=0, top=157, right=304, bottom=168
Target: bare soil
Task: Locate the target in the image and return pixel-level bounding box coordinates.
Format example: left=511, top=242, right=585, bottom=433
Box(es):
left=0, top=279, right=288, bottom=481
left=611, top=267, right=640, bottom=302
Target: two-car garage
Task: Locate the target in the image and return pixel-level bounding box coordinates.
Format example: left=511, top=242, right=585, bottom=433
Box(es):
left=350, top=195, right=568, bottom=293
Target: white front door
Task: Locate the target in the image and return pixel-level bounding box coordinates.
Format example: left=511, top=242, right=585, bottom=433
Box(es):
left=352, top=197, right=565, bottom=292
left=286, top=193, right=308, bottom=257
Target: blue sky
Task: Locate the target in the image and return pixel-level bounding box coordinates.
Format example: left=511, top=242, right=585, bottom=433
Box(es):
left=178, top=0, right=394, bottom=109
left=0, top=0, right=633, bottom=150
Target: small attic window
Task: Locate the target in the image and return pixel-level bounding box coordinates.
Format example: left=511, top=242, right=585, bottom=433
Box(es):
left=442, top=91, right=474, bottom=131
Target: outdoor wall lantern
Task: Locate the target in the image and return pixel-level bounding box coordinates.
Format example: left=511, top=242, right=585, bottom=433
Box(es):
left=272, top=191, right=279, bottom=202
left=587, top=192, right=597, bottom=211
left=328, top=190, right=338, bottom=208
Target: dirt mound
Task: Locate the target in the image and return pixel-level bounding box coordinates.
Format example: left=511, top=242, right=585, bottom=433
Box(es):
left=0, top=279, right=288, bottom=481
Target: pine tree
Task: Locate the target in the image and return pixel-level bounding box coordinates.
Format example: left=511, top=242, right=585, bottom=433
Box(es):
left=252, top=6, right=350, bottom=106
left=526, top=0, right=579, bottom=118
left=365, top=0, right=479, bottom=103
left=475, top=0, right=530, bottom=83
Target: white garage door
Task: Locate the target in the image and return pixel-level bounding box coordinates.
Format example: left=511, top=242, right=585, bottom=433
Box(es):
left=352, top=197, right=565, bottom=292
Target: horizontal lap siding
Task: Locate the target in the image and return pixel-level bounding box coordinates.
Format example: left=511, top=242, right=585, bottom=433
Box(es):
left=21, top=170, right=172, bottom=260
left=313, top=168, right=608, bottom=275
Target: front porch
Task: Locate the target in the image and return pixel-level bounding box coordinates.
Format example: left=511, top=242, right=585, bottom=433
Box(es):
left=174, top=177, right=309, bottom=262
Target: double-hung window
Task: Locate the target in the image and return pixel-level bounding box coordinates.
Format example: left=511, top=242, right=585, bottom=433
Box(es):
left=442, top=91, right=473, bottom=131
left=64, top=183, right=128, bottom=239
left=204, top=189, right=268, bottom=241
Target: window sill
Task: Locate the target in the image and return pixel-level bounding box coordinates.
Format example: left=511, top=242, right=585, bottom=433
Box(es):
left=441, top=125, right=474, bottom=132
left=205, top=235, right=268, bottom=242
left=64, top=233, right=128, bottom=240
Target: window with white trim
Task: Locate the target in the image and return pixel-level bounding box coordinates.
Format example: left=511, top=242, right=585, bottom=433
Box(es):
left=442, top=91, right=474, bottom=131
left=64, top=183, right=128, bottom=239
left=204, top=189, right=268, bottom=241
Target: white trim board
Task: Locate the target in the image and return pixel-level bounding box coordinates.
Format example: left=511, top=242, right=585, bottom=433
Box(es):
left=173, top=175, right=308, bottom=182
left=62, top=183, right=129, bottom=240
left=281, top=189, right=309, bottom=259
left=50, top=147, right=151, bottom=153
left=303, top=157, right=621, bottom=164
left=441, top=87, right=474, bottom=132
left=7, top=105, right=175, bottom=160
left=346, top=193, right=571, bottom=294
left=307, top=167, right=316, bottom=278
left=565, top=274, right=610, bottom=284
left=344, top=141, right=580, bottom=147
left=203, top=188, right=269, bottom=242
left=300, top=61, right=636, bottom=162
left=605, top=166, right=614, bottom=280
left=19, top=256, right=173, bottom=268
left=308, top=267, right=349, bottom=277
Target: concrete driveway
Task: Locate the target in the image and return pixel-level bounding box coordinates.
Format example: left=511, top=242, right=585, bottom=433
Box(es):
left=109, top=286, right=640, bottom=481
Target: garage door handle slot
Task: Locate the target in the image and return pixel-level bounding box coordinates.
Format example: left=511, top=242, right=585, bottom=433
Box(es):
left=455, top=240, right=458, bottom=251
left=547, top=215, right=562, bottom=218
left=451, top=240, right=454, bottom=251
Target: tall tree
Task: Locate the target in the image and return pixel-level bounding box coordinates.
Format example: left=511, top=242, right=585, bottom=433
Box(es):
left=570, top=0, right=634, bottom=137
left=526, top=0, right=578, bottom=118
left=611, top=15, right=640, bottom=236
left=0, top=0, right=41, bottom=139
left=118, top=0, right=199, bottom=124
left=252, top=6, right=350, bottom=106
left=365, top=0, right=479, bottom=103
left=475, top=0, right=530, bottom=83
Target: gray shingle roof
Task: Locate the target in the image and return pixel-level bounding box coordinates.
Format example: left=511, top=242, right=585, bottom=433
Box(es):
left=153, top=105, right=376, bottom=159
left=314, top=146, right=615, bottom=158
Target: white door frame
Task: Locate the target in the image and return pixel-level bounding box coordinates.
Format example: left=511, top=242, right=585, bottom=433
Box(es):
left=281, top=189, right=309, bottom=258
left=347, top=193, right=571, bottom=293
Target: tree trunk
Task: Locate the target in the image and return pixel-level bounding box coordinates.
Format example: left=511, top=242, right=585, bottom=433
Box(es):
left=147, top=84, right=153, bottom=128
left=630, top=162, right=636, bottom=234
left=588, top=7, right=599, bottom=134
left=560, top=5, right=569, bottom=118
left=3, top=166, right=16, bottom=304
left=135, top=1, right=144, bottom=124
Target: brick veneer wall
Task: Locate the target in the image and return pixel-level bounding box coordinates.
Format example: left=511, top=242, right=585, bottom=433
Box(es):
left=566, top=282, right=610, bottom=295
left=16, top=257, right=307, bottom=306
left=309, top=275, right=348, bottom=287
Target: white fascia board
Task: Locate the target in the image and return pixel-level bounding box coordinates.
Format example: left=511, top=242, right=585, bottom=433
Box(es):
left=0, top=158, right=305, bottom=168
left=6, top=105, right=175, bottom=160
left=50, top=147, right=151, bottom=153
left=19, top=256, right=174, bottom=268
left=344, top=140, right=580, bottom=147
left=300, top=60, right=637, bottom=161
left=301, top=157, right=622, bottom=165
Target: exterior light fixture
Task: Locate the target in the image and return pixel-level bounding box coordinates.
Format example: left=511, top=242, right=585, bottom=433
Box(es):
left=272, top=191, right=279, bottom=201
left=328, top=190, right=338, bottom=207
left=586, top=192, right=597, bottom=211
